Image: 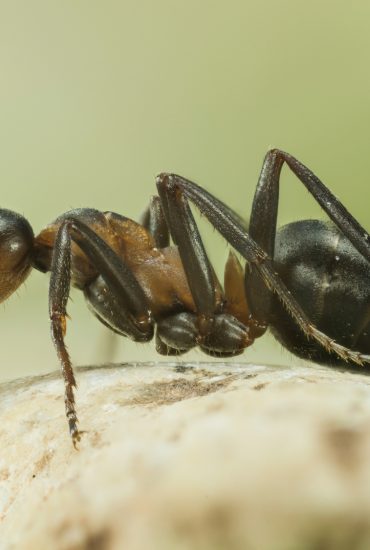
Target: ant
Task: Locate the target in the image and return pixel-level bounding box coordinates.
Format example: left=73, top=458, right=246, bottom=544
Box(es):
left=2, top=149, right=370, bottom=446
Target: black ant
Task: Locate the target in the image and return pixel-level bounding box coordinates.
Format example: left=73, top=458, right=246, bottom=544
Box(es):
left=2, top=149, right=370, bottom=445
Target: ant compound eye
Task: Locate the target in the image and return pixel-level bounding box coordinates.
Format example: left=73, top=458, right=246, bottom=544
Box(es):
left=0, top=209, right=34, bottom=273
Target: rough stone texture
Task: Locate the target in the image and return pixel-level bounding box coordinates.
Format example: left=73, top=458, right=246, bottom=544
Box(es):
left=1, top=361, right=370, bottom=549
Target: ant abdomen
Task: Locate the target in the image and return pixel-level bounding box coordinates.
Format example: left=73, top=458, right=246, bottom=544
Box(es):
left=271, top=220, right=370, bottom=364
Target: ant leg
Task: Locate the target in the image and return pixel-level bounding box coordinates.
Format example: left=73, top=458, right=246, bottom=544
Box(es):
left=246, top=149, right=370, bottom=323
left=251, top=149, right=370, bottom=261
left=49, top=218, right=153, bottom=445
left=141, top=192, right=250, bottom=352
left=156, top=176, right=253, bottom=353
left=140, top=196, right=170, bottom=248
left=157, top=179, right=217, bottom=317
left=156, top=173, right=370, bottom=366
left=145, top=192, right=219, bottom=354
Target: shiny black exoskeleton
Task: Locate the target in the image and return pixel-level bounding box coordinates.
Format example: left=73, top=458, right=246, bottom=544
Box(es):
left=272, top=219, right=370, bottom=365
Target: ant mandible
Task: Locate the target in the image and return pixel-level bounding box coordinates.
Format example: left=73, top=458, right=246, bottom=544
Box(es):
left=2, top=149, right=370, bottom=446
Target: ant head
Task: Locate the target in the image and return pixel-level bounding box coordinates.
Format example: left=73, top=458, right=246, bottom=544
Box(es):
left=0, top=209, right=34, bottom=301
left=0, top=210, right=34, bottom=270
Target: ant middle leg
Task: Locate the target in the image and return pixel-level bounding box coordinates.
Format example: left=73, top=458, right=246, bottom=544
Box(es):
left=156, top=172, right=370, bottom=366
left=139, top=195, right=242, bottom=355
left=139, top=193, right=249, bottom=356
left=155, top=176, right=255, bottom=356
left=140, top=189, right=253, bottom=356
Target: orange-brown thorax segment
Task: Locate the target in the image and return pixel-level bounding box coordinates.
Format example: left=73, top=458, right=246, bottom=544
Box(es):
left=223, top=251, right=267, bottom=339
left=223, top=251, right=250, bottom=325
left=34, top=209, right=224, bottom=319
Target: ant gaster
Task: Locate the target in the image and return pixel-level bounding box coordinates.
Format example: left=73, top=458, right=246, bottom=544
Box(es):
left=3, top=149, right=370, bottom=445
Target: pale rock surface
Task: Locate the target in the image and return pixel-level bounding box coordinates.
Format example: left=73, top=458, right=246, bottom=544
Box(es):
left=1, top=362, right=370, bottom=549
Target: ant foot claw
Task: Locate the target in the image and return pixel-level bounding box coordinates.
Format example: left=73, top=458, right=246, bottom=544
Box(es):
left=69, top=421, right=85, bottom=450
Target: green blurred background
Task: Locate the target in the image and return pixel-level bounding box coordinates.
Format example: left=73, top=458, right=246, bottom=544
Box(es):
left=1, top=0, right=370, bottom=381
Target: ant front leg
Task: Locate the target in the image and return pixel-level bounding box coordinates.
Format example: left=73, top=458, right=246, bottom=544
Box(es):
left=49, top=218, right=153, bottom=446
